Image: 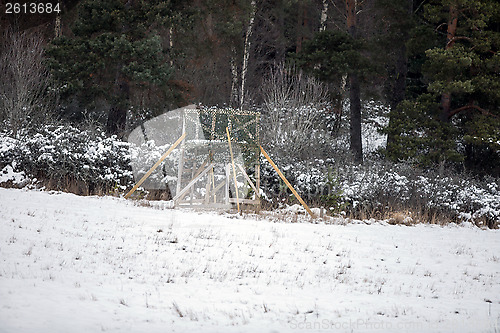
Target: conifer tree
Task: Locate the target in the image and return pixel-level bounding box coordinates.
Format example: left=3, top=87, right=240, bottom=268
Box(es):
left=384, top=0, right=500, bottom=174
left=46, top=0, right=175, bottom=135
left=294, top=0, right=373, bottom=164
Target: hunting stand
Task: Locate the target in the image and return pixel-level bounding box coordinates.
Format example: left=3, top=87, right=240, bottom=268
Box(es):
left=126, top=105, right=314, bottom=217
left=172, top=106, right=261, bottom=210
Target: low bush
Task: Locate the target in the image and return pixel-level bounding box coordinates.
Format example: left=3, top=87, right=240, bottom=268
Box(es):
left=260, top=155, right=500, bottom=228
left=1, top=123, right=498, bottom=228
left=0, top=125, right=133, bottom=194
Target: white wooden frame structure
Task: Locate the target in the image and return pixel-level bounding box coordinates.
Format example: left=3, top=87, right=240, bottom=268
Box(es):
left=124, top=106, right=315, bottom=218
left=172, top=107, right=261, bottom=209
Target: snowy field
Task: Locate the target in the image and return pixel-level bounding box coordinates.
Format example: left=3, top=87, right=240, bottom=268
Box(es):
left=0, top=188, right=499, bottom=333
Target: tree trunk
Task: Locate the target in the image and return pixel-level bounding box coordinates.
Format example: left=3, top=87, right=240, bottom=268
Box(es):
left=107, top=2, right=132, bottom=136
left=295, top=2, right=305, bottom=53
left=230, top=52, right=239, bottom=107
left=386, top=0, right=412, bottom=155
left=349, top=72, right=363, bottom=163
left=346, top=0, right=363, bottom=163
left=440, top=3, right=458, bottom=122
left=346, top=0, right=356, bottom=32
left=106, top=71, right=129, bottom=136
left=55, top=14, right=62, bottom=38
left=240, top=0, right=256, bottom=109
left=320, top=0, right=328, bottom=31
left=168, top=26, right=173, bottom=66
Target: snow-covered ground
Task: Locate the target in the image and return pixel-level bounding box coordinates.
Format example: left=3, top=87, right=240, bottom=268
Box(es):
left=0, top=188, right=499, bottom=333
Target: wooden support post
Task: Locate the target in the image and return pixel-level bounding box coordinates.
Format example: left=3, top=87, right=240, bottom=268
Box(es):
left=255, top=163, right=261, bottom=213
left=190, top=148, right=196, bottom=205
left=204, top=165, right=212, bottom=204
left=125, top=133, right=186, bottom=199
left=212, top=168, right=216, bottom=203
left=260, top=146, right=315, bottom=218
left=235, top=164, right=259, bottom=197
left=176, top=147, right=185, bottom=201
left=225, top=164, right=230, bottom=205
left=255, top=163, right=260, bottom=198
left=226, top=127, right=240, bottom=214
left=175, top=111, right=186, bottom=199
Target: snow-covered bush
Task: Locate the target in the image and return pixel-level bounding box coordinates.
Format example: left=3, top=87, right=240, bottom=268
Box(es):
left=259, top=154, right=330, bottom=205
left=1, top=123, right=498, bottom=227
left=260, top=153, right=499, bottom=227
left=339, top=163, right=500, bottom=227
left=128, top=138, right=179, bottom=192
left=334, top=162, right=498, bottom=226
left=0, top=125, right=133, bottom=194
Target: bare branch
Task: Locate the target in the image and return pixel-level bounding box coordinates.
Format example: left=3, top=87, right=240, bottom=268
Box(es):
left=260, top=64, right=336, bottom=161
left=0, top=28, right=55, bottom=136
left=449, top=104, right=498, bottom=118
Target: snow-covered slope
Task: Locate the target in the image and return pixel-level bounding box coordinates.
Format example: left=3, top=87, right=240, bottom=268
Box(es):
left=0, top=188, right=499, bottom=333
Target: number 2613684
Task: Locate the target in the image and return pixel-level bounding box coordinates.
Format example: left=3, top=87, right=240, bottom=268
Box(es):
left=5, top=3, right=61, bottom=14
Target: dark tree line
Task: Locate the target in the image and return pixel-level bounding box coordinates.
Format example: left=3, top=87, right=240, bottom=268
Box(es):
left=0, top=0, right=499, bottom=176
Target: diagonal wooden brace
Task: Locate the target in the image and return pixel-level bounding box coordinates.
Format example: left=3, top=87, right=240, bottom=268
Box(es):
left=173, top=163, right=215, bottom=202
left=125, top=133, right=186, bottom=199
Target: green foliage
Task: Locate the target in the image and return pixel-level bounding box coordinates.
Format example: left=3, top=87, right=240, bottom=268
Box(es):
left=45, top=0, right=175, bottom=127
left=463, top=115, right=500, bottom=150
left=293, top=30, right=371, bottom=85
left=421, top=0, right=500, bottom=111
left=383, top=94, right=464, bottom=166
left=384, top=0, right=500, bottom=174
left=320, top=168, right=346, bottom=213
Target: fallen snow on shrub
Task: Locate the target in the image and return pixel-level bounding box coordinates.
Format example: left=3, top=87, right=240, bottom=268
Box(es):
left=1, top=124, right=499, bottom=225
left=265, top=158, right=500, bottom=226
left=0, top=126, right=134, bottom=191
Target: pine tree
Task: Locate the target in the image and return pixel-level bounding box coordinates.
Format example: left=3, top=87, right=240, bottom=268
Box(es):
left=384, top=0, right=500, bottom=175
left=294, top=0, right=375, bottom=164
left=46, top=0, right=175, bottom=135
left=373, top=0, right=414, bottom=157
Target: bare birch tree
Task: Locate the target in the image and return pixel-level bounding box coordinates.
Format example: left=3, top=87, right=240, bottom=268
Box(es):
left=240, top=0, right=256, bottom=109
left=320, top=0, right=329, bottom=31
left=261, top=64, right=334, bottom=161
left=0, top=29, right=54, bottom=136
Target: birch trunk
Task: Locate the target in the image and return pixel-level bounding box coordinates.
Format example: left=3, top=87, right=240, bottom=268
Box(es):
left=55, top=15, right=62, bottom=38
left=320, top=0, right=328, bottom=31
left=168, top=26, right=173, bottom=66
left=230, top=52, right=239, bottom=107
left=240, top=0, right=256, bottom=109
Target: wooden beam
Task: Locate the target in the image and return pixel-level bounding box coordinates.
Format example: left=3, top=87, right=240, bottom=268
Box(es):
left=255, top=163, right=260, bottom=213
left=212, top=180, right=226, bottom=197
left=260, top=146, right=315, bottom=218
left=192, top=156, right=209, bottom=179
left=229, top=198, right=260, bottom=205
left=225, top=164, right=230, bottom=205
left=177, top=199, right=207, bottom=204
left=172, top=163, right=215, bottom=202
left=175, top=112, right=186, bottom=197
left=204, top=165, right=212, bottom=204
left=125, top=132, right=186, bottom=199
left=235, top=163, right=259, bottom=198
left=226, top=127, right=240, bottom=214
